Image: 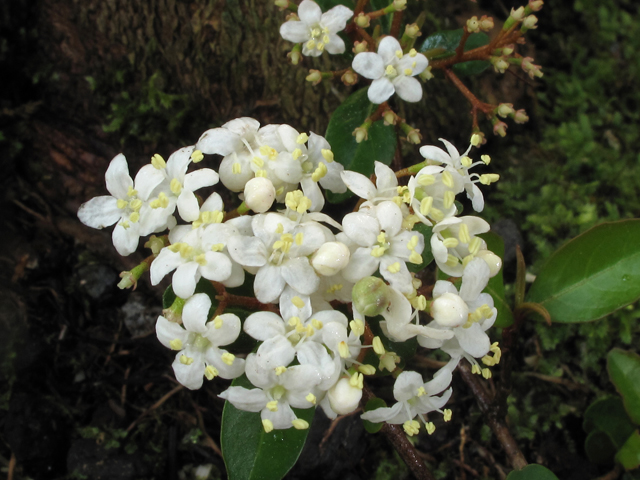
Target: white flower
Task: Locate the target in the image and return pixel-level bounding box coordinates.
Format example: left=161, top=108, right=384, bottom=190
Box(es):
left=418, top=258, right=497, bottom=360
left=430, top=216, right=490, bottom=277
left=228, top=213, right=325, bottom=303
left=352, top=37, right=428, bottom=104
left=78, top=154, right=165, bottom=256
left=279, top=0, right=353, bottom=57
left=155, top=293, right=245, bottom=390
left=311, top=241, right=351, bottom=276
left=341, top=201, right=423, bottom=293
left=341, top=161, right=402, bottom=207
left=150, top=224, right=233, bottom=299
left=360, top=366, right=453, bottom=433
left=408, top=165, right=463, bottom=226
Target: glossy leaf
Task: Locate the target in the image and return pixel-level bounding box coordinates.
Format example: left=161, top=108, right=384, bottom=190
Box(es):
left=505, top=464, right=559, bottom=480
left=407, top=223, right=434, bottom=273
left=583, top=396, right=636, bottom=464
left=315, top=0, right=354, bottom=9
left=221, top=374, right=315, bottom=480
left=325, top=88, right=397, bottom=203
left=420, top=29, right=490, bottom=77
left=480, top=232, right=514, bottom=328
left=525, top=220, right=640, bottom=323
left=616, top=430, right=640, bottom=471
left=608, top=348, right=640, bottom=425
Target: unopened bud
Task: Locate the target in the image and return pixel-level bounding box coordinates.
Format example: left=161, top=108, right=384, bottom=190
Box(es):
left=430, top=292, right=469, bottom=327
left=353, top=41, right=368, bottom=54
left=144, top=235, right=167, bottom=254
left=244, top=177, right=276, bottom=213
left=514, top=109, right=529, bottom=124
left=407, top=129, right=422, bottom=145
left=341, top=69, right=358, bottom=86
left=522, top=15, right=538, bottom=30
left=353, top=126, right=368, bottom=143
left=475, top=250, right=503, bottom=277
left=195, top=464, right=213, bottom=480
left=479, top=15, right=494, bottom=31
left=288, top=49, right=301, bottom=65
left=496, top=103, right=515, bottom=118
left=510, top=6, right=526, bottom=21
left=306, top=69, right=322, bottom=85
left=491, top=56, right=509, bottom=74
left=404, top=23, right=421, bottom=38
left=353, top=277, right=390, bottom=316
left=285, top=13, right=299, bottom=22
left=312, top=242, right=351, bottom=276
left=528, top=0, right=544, bottom=12
left=467, top=16, right=480, bottom=33
left=502, top=44, right=515, bottom=56
left=393, top=0, right=407, bottom=10
left=328, top=377, right=363, bottom=415
left=493, top=120, right=508, bottom=137
left=419, top=66, right=434, bottom=81
left=355, top=12, right=370, bottom=28
left=383, top=110, right=397, bottom=126
left=274, top=0, right=289, bottom=9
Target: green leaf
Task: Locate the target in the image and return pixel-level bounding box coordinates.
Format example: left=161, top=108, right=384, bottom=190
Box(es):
left=362, top=398, right=387, bottom=434
left=162, top=279, right=218, bottom=312
left=585, top=430, right=619, bottom=465
left=616, top=430, right=640, bottom=470
left=583, top=396, right=636, bottom=464
left=315, top=0, right=354, bottom=9
left=407, top=223, right=433, bottom=273
left=525, top=219, right=640, bottom=323
left=479, top=232, right=514, bottom=328
left=608, top=349, right=640, bottom=425
left=505, top=464, right=559, bottom=480
left=419, top=29, right=490, bottom=77
left=221, top=374, right=315, bottom=480
left=325, top=88, right=397, bottom=204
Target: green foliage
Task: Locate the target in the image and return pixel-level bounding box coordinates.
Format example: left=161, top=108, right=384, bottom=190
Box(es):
left=363, top=397, right=387, bottom=434
left=324, top=88, right=397, bottom=204
left=583, top=397, right=635, bottom=464
left=419, top=29, right=490, bottom=76
left=506, top=464, right=559, bottom=480
left=221, top=374, right=315, bottom=480
left=526, top=220, right=640, bottom=323
left=608, top=349, right=640, bottom=425
left=480, top=232, right=513, bottom=327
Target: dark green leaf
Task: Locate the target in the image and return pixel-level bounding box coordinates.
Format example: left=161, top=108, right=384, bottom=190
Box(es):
left=221, top=374, right=315, bottom=480
left=585, top=430, right=619, bottom=465
left=362, top=397, right=387, bottom=433
left=315, top=0, right=354, bottom=9
left=408, top=223, right=433, bottom=273
left=505, top=464, right=559, bottom=480
left=325, top=88, right=397, bottom=204
left=419, top=29, right=490, bottom=77
left=525, top=220, right=640, bottom=323
left=479, top=232, right=514, bottom=328
left=583, top=396, right=636, bottom=464
left=616, top=430, right=640, bottom=471
left=608, top=349, right=640, bottom=425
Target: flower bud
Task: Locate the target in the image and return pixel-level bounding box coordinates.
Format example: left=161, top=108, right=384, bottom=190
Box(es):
left=312, top=241, right=351, bottom=276
left=510, top=6, right=526, bottom=21
left=475, top=249, right=503, bottom=277
left=407, top=129, right=422, bottom=145
left=355, top=12, right=370, bottom=28
left=353, top=41, right=368, bottom=54
left=328, top=377, right=362, bottom=415
left=274, top=0, right=289, bottom=9
left=306, top=69, right=322, bottom=85
left=493, top=121, right=508, bottom=137
left=522, top=15, right=538, bottom=30
left=430, top=292, right=469, bottom=327
left=353, top=126, right=368, bottom=143
left=288, top=49, right=301, bottom=65
left=496, top=103, right=515, bottom=118
left=244, top=177, right=276, bottom=213
left=479, top=15, right=494, bottom=31
left=502, top=44, right=515, bottom=56
left=341, top=69, right=358, bottom=86
left=195, top=464, right=213, bottom=480
left=404, top=23, right=421, bottom=38
left=514, top=109, right=529, bottom=124
left=419, top=66, right=434, bottom=81
left=352, top=277, right=390, bottom=316
left=393, top=0, right=407, bottom=10
left=467, top=16, right=480, bottom=33
left=528, top=0, right=544, bottom=12
left=383, top=110, right=397, bottom=126
left=491, top=56, right=509, bottom=74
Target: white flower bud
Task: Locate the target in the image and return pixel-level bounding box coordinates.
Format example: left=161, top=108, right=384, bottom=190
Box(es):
left=312, top=241, right=351, bottom=276
left=430, top=292, right=469, bottom=327
left=328, top=377, right=362, bottom=415
left=195, top=464, right=213, bottom=480
left=243, top=177, right=276, bottom=213
left=475, top=250, right=503, bottom=277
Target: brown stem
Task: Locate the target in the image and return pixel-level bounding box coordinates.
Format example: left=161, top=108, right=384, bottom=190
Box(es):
left=355, top=26, right=376, bottom=48
left=390, top=9, right=403, bottom=39
left=353, top=0, right=370, bottom=17
left=429, top=31, right=522, bottom=70
left=443, top=69, right=495, bottom=118
left=454, top=26, right=471, bottom=60
left=209, top=281, right=278, bottom=316
left=362, top=386, right=436, bottom=480
left=457, top=361, right=528, bottom=470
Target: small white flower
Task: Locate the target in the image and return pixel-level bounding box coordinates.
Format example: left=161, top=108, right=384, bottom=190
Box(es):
left=155, top=294, right=245, bottom=390
left=244, top=177, right=276, bottom=213
left=352, top=36, right=428, bottom=104
left=279, top=0, right=353, bottom=57
left=430, top=216, right=490, bottom=277
left=341, top=161, right=400, bottom=205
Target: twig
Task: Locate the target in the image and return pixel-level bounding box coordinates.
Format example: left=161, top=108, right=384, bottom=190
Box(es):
left=126, top=384, right=184, bottom=432
left=594, top=464, right=623, bottom=480
left=390, top=9, right=403, bottom=38
left=458, top=361, right=528, bottom=470
left=8, top=453, right=16, bottom=480
left=188, top=397, right=223, bottom=457
left=362, top=386, right=435, bottom=480
left=443, top=69, right=494, bottom=117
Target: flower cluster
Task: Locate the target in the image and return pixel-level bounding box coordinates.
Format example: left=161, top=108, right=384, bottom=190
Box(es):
left=79, top=110, right=502, bottom=437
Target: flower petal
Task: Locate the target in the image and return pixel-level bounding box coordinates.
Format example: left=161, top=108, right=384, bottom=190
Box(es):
left=341, top=170, right=376, bottom=200
left=156, top=315, right=188, bottom=349
left=150, top=249, right=184, bottom=285
left=368, top=77, right=395, bottom=104
left=352, top=52, right=385, bottom=79
left=393, top=76, right=423, bottom=103
left=377, top=36, right=403, bottom=64
left=244, top=311, right=286, bottom=341
left=321, top=5, right=353, bottom=32
left=298, top=0, right=322, bottom=25
left=280, top=20, right=311, bottom=43
left=324, top=34, right=345, bottom=54
left=196, top=128, right=242, bottom=155
left=105, top=154, right=133, bottom=199
left=182, top=293, right=212, bottom=333
left=254, top=264, right=286, bottom=303
left=280, top=257, right=319, bottom=296
left=77, top=196, right=121, bottom=229
left=172, top=261, right=200, bottom=299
